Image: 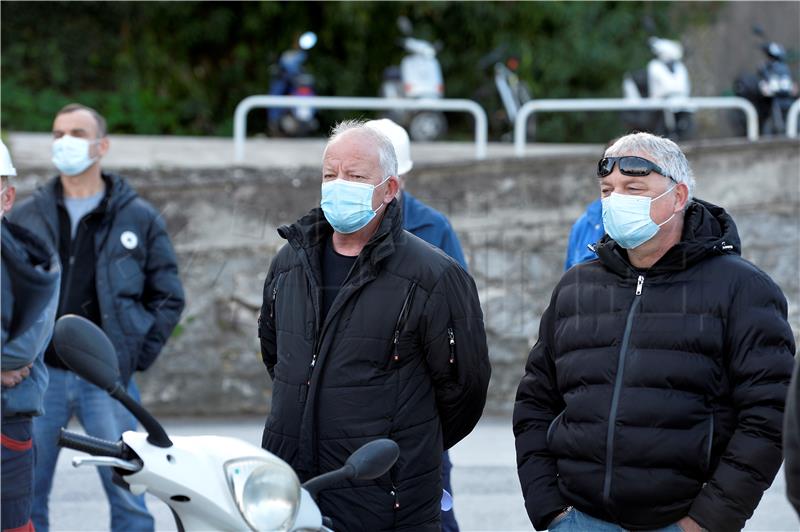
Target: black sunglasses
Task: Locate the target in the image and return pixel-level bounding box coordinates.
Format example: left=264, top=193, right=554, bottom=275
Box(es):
left=597, top=156, right=673, bottom=180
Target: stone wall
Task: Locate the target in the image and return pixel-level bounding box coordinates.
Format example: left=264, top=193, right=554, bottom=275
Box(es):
left=13, top=139, right=800, bottom=416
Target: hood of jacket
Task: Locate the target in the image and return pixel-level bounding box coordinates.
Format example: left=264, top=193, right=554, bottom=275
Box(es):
left=595, top=198, right=741, bottom=277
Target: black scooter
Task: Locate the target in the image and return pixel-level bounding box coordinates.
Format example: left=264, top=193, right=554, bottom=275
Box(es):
left=732, top=26, right=798, bottom=136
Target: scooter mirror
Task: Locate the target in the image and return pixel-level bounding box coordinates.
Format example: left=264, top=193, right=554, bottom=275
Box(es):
left=53, top=315, right=121, bottom=392
left=345, top=439, right=400, bottom=480
left=753, top=25, right=765, bottom=37
left=397, top=16, right=413, bottom=36
left=298, top=31, right=317, bottom=51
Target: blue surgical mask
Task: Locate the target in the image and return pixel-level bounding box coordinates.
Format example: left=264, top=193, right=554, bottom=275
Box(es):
left=601, top=185, right=676, bottom=249
left=320, top=176, right=389, bottom=234
left=52, top=135, right=98, bottom=176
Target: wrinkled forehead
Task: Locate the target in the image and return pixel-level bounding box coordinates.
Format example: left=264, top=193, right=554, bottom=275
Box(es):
left=323, top=130, right=382, bottom=171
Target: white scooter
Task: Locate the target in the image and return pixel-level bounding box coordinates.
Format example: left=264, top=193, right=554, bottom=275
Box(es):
left=621, top=33, right=694, bottom=139
left=53, top=315, right=399, bottom=532
left=380, top=16, right=447, bottom=141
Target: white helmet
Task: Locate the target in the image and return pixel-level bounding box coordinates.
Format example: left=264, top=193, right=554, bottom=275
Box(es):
left=366, top=119, right=413, bottom=175
left=0, top=140, right=16, bottom=177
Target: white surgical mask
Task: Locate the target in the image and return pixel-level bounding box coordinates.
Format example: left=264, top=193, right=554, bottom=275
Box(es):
left=52, top=135, right=99, bottom=176
left=320, top=176, right=389, bottom=234
left=601, top=184, right=676, bottom=249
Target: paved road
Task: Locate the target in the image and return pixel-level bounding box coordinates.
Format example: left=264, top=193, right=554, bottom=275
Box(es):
left=45, top=416, right=798, bottom=531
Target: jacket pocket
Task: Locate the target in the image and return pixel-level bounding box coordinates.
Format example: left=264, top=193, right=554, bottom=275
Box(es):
left=385, top=283, right=417, bottom=369
left=546, top=410, right=565, bottom=447
left=268, top=272, right=286, bottom=323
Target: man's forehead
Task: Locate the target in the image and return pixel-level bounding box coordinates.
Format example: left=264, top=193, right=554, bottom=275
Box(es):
left=323, top=132, right=380, bottom=167
left=53, top=110, right=98, bottom=133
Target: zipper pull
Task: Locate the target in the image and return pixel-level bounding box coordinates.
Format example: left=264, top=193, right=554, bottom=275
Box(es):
left=635, top=275, right=644, bottom=296
left=392, top=330, right=400, bottom=362
left=390, top=485, right=400, bottom=510
left=269, top=284, right=278, bottom=319
left=448, top=328, right=455, bottom=364
left=307, top=355, right=317, bottom=385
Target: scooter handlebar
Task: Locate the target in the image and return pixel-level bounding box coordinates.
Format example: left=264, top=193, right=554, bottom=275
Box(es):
left=58, top=428, right=127, bottom=459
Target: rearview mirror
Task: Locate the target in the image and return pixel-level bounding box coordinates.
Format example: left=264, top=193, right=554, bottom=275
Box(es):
left=346, top=439, right=400, bottom=480
left=53, top=315, right=121, bottom=392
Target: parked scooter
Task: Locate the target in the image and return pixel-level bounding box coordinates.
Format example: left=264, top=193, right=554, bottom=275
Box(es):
left=380, top=16, right=447, bottom=141
left=621, top=29, right=694, bottom=140
left=53, top=315, right=399, bottom=532
left=732, top=25, right=799, bottom=136
left=476, top=46, right=535, bottom=141
left=268, top=31, right=320, bottom=137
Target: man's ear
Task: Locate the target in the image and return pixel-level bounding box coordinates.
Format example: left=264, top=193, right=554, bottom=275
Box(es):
left=1, top=185, right=16, bottom=212
left=384, top=176, right=400, bottom=203
left=95, top=137, right=110, bottom=159
left=675, top=182, right=690, bottom=212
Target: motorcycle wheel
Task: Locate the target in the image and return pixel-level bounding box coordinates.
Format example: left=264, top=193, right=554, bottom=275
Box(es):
left=409, top=111, right=447, bottom=141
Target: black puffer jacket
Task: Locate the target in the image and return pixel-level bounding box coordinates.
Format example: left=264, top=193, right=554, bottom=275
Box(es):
left=258, top=199, right=490, bottom=531
left=514, top=199, right=795, bottom=531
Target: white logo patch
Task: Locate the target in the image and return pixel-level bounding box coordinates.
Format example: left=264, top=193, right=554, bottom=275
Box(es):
left=120, top=231, right=138, bottom=250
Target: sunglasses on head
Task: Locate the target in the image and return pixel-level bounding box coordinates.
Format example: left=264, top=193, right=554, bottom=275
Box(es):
left=597, top=156, right=674, bottom=181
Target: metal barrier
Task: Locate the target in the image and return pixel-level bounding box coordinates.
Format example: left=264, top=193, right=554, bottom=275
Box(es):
left=787, top=99, right=800, bottom=139
left=233, top=95, right=488, bottom=163
left=514, top=97, right=760, bottom=156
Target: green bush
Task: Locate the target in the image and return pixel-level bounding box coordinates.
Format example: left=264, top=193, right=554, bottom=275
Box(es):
left=1, top=1, right=710, bottom=142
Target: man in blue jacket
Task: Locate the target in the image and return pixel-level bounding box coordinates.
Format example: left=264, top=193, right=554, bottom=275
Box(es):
left=9, top=104, right=185, bottom=532
left=2, top=140, right=61, bottom=532
left=366, top=119, right=467, bottom=532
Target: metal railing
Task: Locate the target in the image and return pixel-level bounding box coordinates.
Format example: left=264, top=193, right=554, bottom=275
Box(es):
left=233, top=95, right=488, bottom=163
left=786, top=99, right=800, bottom=139
left=513, top=97, right=760, bottom=156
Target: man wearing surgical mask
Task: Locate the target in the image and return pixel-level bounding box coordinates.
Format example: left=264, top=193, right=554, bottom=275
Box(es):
left=9, top=103, right=185, bottom=532
left=514, top=132, right=794, bottom=532
left=257, top=119, right=491, bottom=531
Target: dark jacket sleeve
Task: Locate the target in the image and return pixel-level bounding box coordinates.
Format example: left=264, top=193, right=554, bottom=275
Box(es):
left=137, top=212, right=186, bottom=371
left=421, top=263, right=490, bottom=450
left=689, top=273, right=796, bottom=531
left=258, top=259, right=279, bottom=380
left=512, top=289, right=569, bottom=531
left=786, top=357, right=800, bottom=517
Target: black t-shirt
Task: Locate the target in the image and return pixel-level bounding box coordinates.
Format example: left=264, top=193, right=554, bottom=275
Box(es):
left=321, top=236, right=357, bottom=321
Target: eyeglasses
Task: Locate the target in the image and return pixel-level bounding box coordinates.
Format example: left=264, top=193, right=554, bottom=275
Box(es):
left=597, top=156, right=674, bottom=181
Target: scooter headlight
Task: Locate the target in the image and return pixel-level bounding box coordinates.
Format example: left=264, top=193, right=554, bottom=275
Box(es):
left=225, top=457, right=300, bottom=532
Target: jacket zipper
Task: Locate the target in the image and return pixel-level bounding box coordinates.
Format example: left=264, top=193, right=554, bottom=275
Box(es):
left=705, top=414, right=714, bottom=473
left=56, top=226, right=84, bottom=318
left=448, top=327, right=456, bottom=364
left=388, top=283, right=417, bottom=367
left=602, top=274, right=644, bottom=509
left=268, top=272, right=285, bottom=320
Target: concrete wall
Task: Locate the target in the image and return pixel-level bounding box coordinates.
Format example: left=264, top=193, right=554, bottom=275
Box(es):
left=13, top=139, right=800, bottom=417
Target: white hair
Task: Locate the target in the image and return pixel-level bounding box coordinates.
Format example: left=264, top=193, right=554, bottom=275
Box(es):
left=604, top=132, right=695, bottom=201
left=325, top=119, right=398, bottom=178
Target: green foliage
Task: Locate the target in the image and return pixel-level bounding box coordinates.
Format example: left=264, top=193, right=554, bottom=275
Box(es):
left=1, top=1, right=700, bottom=142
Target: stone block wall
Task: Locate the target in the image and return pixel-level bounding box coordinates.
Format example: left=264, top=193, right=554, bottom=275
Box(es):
left=13, top=139, right=800, bottom=416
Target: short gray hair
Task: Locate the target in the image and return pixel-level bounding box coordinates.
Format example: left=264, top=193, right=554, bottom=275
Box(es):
left=604, top=132, right=695, bottom=200
left=326, top=119, right=398, bottom=178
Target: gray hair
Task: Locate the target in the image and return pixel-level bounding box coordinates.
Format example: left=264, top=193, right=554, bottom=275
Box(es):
left=325, top=119, right=398, bottom=178
left=604, top=132, right=695, bottom=201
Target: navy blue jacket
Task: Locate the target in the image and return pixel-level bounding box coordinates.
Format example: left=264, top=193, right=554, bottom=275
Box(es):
left=9, top=174, right=185, bottom=384
left=1, top=219, right=60, bottom=416
left=402, top=192, right=467, bottom=270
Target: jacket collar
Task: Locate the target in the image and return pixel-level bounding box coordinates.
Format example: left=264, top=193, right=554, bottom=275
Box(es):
left=279, top=198, right=404, bottom=275
left=596, top=198, right=741, bottom=276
